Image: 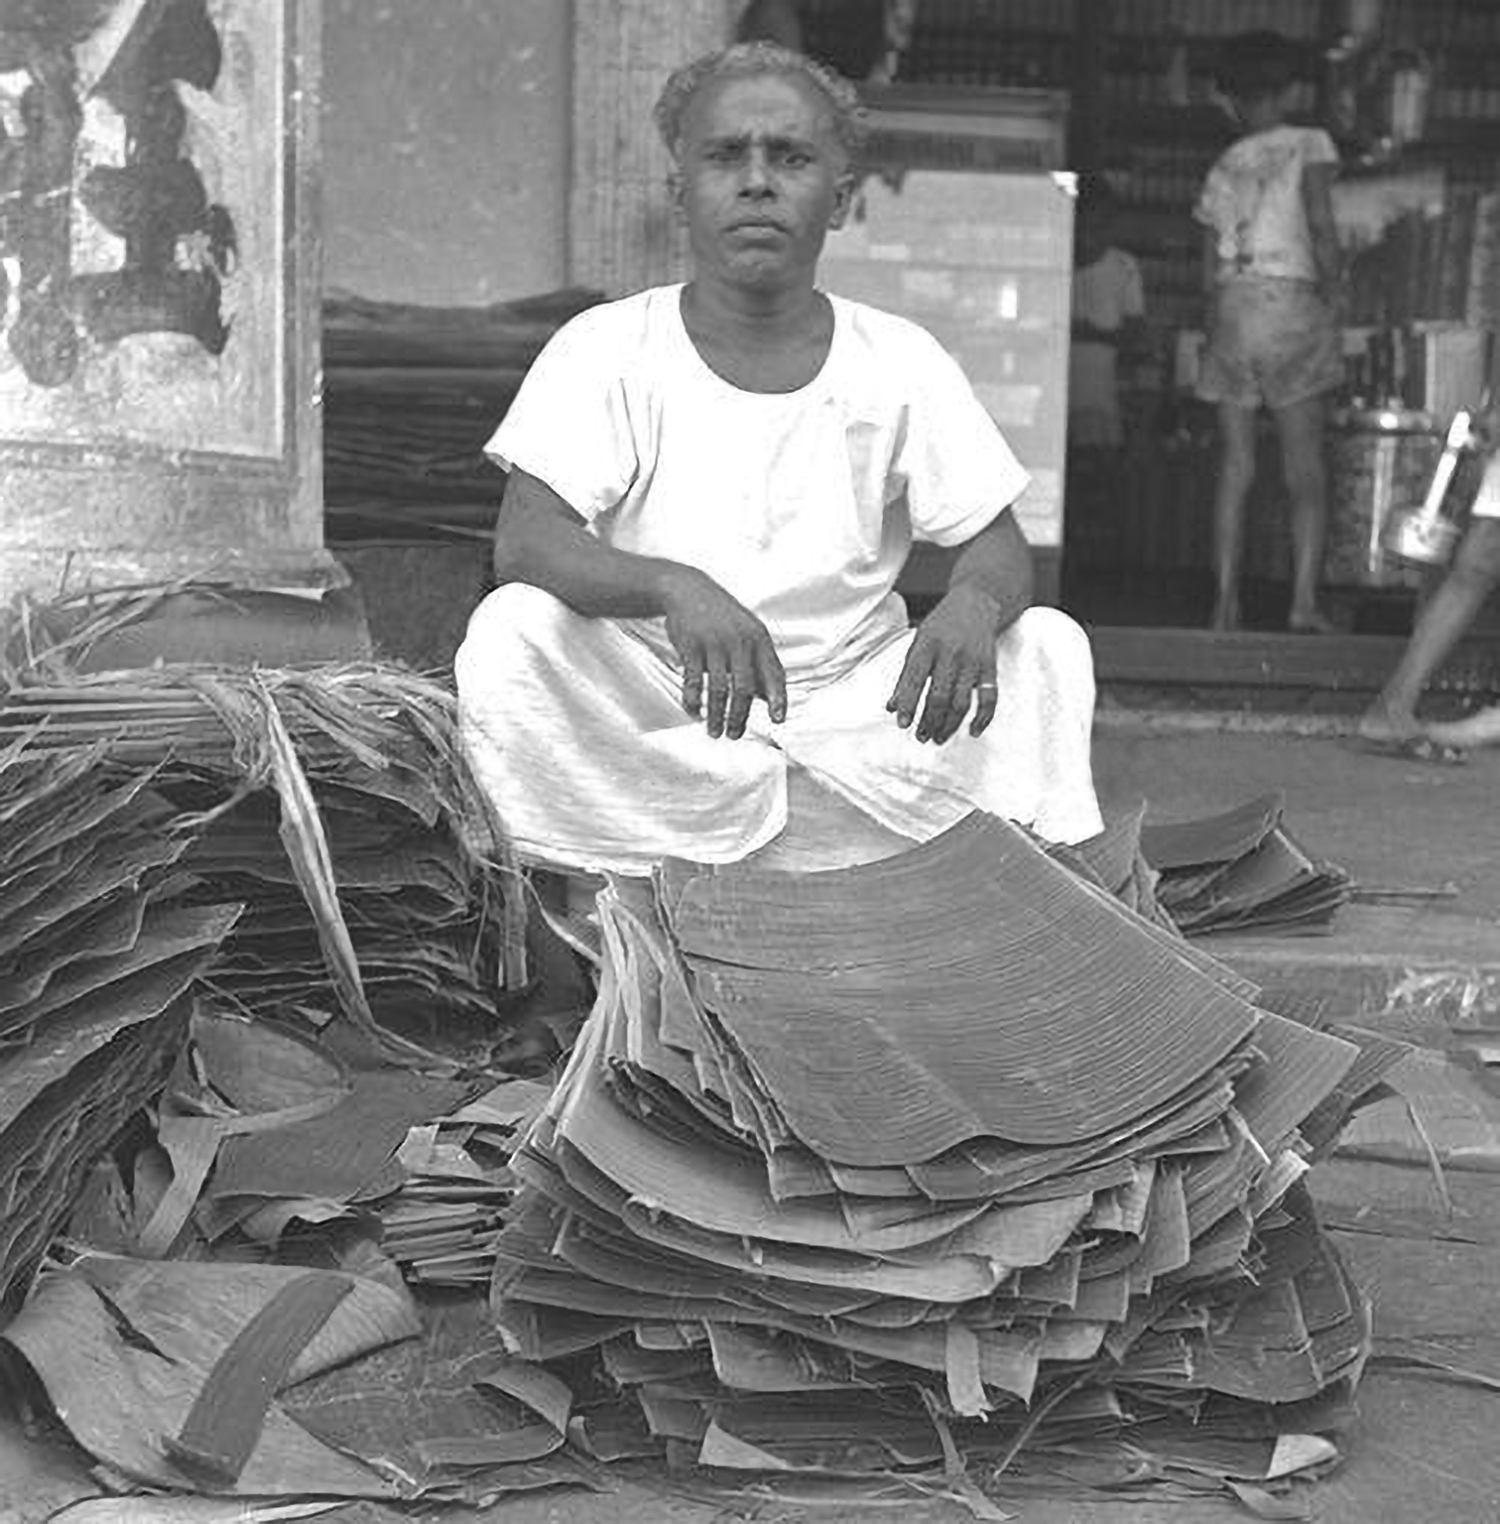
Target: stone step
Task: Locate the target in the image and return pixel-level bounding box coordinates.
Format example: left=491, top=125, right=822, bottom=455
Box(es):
left=1209, top=902, right=1500, bottom=1036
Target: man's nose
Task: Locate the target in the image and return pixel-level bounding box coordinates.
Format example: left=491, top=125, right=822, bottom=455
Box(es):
left=739, top=148, right=774, bottom=193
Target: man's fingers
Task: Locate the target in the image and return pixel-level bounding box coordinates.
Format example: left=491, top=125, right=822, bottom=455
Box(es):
left=681, top=649, right=705, bottom=718
left=755, top=640, right=788, bottom=725
left=970, top=668, right=999, bottom=737
left=704, top=661, right=731, bottom=739
left=916, top=655, right=957, bottom=743
left=725, top=688, right=754, bottom=739
left=726, top=647, right=757, bottom=740
left=932, top=664, right=980, bottom=744
left=887, top=638, right=935, bottom=729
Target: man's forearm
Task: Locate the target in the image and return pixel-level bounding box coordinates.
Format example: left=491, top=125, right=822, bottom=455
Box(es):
left=945, top=510, right=1033, bottom=634
left=493, top=472, right=693, bottom=620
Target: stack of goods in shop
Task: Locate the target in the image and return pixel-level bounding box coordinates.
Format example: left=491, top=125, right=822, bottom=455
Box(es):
left=1141, top=792, right=1354, bottom=937
left=1344, top=186, right=1486, bottom=330
left=1469, top=185, right=1500, bottom=329
left=492, top=812, right=1395, bottom=1516
left=321, top=287, right=602, bottom=544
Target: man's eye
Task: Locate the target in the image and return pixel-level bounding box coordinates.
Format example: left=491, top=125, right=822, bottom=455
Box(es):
left=781, top=151, right=812, bottom=168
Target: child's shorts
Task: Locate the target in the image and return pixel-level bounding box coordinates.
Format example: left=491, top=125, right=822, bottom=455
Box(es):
left=1195, top=277, right=1344, bottom=409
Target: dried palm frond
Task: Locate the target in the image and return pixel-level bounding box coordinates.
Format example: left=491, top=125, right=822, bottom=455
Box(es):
left=2, top=586, right=527, bottom=988
left=2, top=588, right=528, bottom=1077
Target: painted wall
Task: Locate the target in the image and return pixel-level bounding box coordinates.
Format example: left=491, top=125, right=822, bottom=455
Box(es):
left=321, top=0, right=570, bottom=306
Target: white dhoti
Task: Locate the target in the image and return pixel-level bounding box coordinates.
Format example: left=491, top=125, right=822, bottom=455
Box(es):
left=456, top=585, right=1103, bottom=877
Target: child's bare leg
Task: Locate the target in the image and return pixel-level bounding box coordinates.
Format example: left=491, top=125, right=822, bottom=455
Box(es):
left=1211, top=402, right=1256, bottom=630
left=1276, top=393, right=1335, bottom=631
left=1363, top=518, right=1500, bottom=741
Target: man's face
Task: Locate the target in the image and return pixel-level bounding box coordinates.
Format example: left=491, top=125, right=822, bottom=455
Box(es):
left=673, top=71, right=853, bottom=293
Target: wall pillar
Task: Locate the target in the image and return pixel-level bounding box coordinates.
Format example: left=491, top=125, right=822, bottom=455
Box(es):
left=569, top=0, right=737, bottom=296
left=0, top=0, right=340, bottom=609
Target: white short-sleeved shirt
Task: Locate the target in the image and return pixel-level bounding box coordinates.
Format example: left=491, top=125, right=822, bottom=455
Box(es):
left=1072, top=247, right=1145, bottom=335
left=1194, top=125, right=1339, bottom=283
left=1069, top=248, right=1145, bottom=448
left=486, top=285, right=1029, bottom=683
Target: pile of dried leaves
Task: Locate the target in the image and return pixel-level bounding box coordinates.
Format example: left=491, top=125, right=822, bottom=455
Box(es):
left=1141, top=792, right=1354, bottom=937
left=493, top=815, right=1397, bottom=1518
left=0, top=590, right=1388, bottom=1521
left=0, top=591, right=595, bottom=1512
left=321, top=286, right=603, bottom=543
left=5, top=1007, right=583, bottom=1506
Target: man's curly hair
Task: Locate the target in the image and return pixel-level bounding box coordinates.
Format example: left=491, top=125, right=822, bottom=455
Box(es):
left=653, top=42, right=867, bottom=162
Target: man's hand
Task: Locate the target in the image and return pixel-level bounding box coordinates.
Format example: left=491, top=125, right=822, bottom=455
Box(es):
left=887, top=582, right=1001, bottom=744
left=661, top=567, right=787, bottom=739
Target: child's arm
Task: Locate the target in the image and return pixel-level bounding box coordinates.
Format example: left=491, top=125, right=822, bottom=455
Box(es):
left=1302, top=160, right=1342, bottom=305
left=1199, top=225, right=1219, bottom=306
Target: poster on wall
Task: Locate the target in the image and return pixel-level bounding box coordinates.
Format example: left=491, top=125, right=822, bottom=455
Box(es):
left=0, top=0, right=284, bottom=458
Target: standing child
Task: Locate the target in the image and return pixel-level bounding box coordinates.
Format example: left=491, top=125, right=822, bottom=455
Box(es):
left=1194, top=29, right=1345, bottom=632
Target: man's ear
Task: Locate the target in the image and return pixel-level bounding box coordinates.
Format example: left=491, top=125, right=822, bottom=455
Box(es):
left=828, top=172, right=856, bottom=231
left=667, top=168, right=687, bottom=224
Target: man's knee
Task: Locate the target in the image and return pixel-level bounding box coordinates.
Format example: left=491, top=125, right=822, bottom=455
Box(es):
left=460, top=582, right=579, bottom=662
left=455, top=583, right=591, bottom=705
left=1006, top=605, right=1094, bottom=669
left=480, top=580, right=576, bottom=631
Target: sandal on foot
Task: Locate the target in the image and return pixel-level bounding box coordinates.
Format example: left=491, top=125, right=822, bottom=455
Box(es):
left=1289, top=612, right=1339, bottom=635
left=1348, top=733, right=1468, bottom=766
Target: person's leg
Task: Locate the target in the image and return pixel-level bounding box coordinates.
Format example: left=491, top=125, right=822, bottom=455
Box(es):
left=454, top=583, right=786, bottom=873
left=1274, top=392, right=1336, bottom=632
left=778, top=607, right=1104, bottom=850
left=1211, top=401, right=1257, bottom=630
left=1361, top=517, right=1500, bottom=741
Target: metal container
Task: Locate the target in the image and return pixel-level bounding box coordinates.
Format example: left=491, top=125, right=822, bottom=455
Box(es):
left=1324, top=408, right=1439, bottom=589
left=1383, top=408, right=1479, bottom=568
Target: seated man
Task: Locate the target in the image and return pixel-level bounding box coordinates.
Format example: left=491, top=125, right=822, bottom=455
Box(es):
left=1358, top=449, right=1500, bottom=760
left=456, top=42, right=1103, bottom=879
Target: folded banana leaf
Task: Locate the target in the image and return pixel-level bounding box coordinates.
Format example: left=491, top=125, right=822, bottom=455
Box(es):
left=1140, top=794, right=1354, bottom=936
left=1, top=1264, right=412, bottom=1497
left=279, top=1290, right=579, bottom=1502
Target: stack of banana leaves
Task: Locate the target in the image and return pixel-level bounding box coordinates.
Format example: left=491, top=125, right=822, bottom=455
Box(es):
left=0, top=589, right=1396, bottom=1520
left=321, top=286, right=603, bottom=544
left=1140, top=793, right=1354, bottom=937
left=0, top=590, right=530, bottom=1322
left=0, top=591, right=624, bottom=1510
left=492, top=815, right=1402, bottom=1517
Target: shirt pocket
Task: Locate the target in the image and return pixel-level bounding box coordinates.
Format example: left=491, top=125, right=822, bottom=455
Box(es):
left=838, top=409, right=901, bottom=570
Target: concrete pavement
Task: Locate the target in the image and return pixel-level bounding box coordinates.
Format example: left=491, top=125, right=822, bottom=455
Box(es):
left=1093, top=719, right=1500, bottom=1033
